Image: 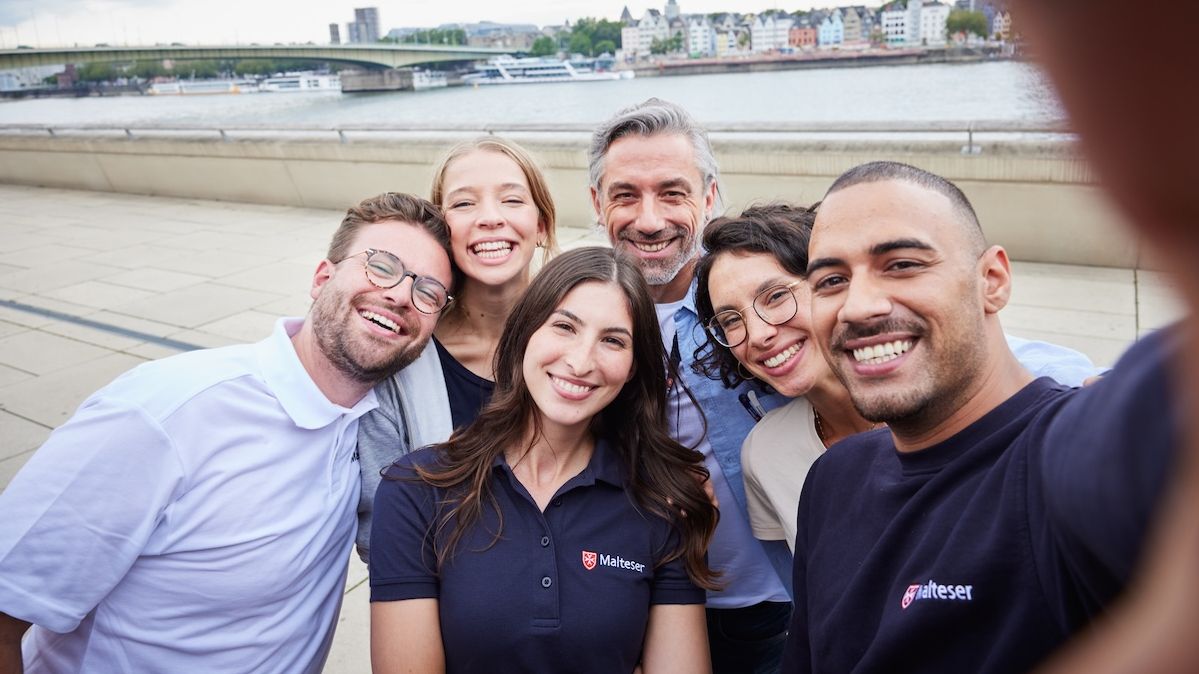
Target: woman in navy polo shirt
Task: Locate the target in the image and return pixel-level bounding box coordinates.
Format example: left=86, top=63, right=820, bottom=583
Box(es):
left=370, top=247, right=719, bottom=673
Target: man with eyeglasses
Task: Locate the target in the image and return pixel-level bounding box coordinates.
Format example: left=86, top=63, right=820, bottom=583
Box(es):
left=588, top=99, right=1100, bottom=673
left=0, top=193, right=453, bottom=673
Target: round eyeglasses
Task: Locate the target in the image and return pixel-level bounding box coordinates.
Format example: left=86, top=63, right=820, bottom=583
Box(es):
left=341, top=248, right=453, bottom=314
left=705, top=281, right=802, bottom=348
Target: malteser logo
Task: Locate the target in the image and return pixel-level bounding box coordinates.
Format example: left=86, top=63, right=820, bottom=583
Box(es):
left=900, top=579, right=974, bottom=610
left=580, top=549, right=647, bottom=574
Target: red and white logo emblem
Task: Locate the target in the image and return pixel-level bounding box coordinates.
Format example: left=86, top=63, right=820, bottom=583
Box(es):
left=901, top=584, right=920, bottom=609
left=582, top=550, right=597, bottom=571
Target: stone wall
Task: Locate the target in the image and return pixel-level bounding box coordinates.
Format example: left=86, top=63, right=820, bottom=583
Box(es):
left=0, top=130, right=1140, bottom=267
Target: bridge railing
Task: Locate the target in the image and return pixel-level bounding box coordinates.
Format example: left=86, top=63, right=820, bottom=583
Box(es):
left=0, top=120, right=1076, bottom=153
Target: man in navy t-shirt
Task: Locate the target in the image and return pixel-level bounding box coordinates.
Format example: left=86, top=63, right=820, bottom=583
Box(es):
left=783, top=160, right=1177, bottom=673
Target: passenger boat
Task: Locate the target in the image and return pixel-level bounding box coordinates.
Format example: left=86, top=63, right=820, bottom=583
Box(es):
left=462, top=56, right=634, bottom=85
left=258, top=72, right=341, bottom=93
left=148, top=79, right=254, bottom=95
left=412, top=70, right=448, bottom=91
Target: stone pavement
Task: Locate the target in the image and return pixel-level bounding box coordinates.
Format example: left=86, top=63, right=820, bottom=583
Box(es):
left=0, top=184, right=1184, bottom=673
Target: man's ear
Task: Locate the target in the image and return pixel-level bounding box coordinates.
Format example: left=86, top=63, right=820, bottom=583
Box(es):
left=310, top=259, right=336, bottom=301
left=979, top=245, right=1012, bottom=314
left=590, top=185, right=603, bottom=219
left=703, top=180, right=718, bottom=220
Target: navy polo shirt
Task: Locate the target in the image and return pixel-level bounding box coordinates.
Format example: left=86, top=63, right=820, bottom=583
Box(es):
left=370, top=438, right=705, bottom=673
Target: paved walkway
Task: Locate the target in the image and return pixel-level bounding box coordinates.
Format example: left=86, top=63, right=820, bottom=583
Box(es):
left=0, top=184, right=1184, bottom=672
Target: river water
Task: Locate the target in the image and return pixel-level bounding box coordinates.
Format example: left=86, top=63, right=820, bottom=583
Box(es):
left=0, top=60, right=1062, bottom=128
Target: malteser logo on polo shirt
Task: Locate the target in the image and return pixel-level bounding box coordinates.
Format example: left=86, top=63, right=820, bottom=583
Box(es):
left=581, top=550, right=646, bottom=574
left=900, top=579, right=974, bottom=609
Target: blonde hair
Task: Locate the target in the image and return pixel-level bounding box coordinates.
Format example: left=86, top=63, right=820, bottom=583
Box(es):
left=429, top=137, right=559, bottom=258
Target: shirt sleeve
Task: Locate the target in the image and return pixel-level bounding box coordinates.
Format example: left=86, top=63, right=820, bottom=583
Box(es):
left=649, top=525, right=706, bottom=605
left=742, top=433, right=787, bottom=542
left=1038, top=328, right=1177, bottom=604
left=0, top=395, right=185, bottom=633
left=355, top=376, right=409, bottom=561
left=1006, top=333, right=1103, bottom=387
left=369, top=457, right=441, bottom=602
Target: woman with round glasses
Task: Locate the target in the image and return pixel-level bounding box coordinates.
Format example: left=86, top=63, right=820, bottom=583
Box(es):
left=694, top=203, right=876, bottom=552
left=356, top=137, right=559, bottom=561
left=370, top=247, right=717, bottom=673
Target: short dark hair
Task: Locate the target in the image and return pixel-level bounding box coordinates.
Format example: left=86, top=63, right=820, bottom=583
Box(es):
left=326, top=192, right=461, bottom=292
left=825, top=161, right=987, bottom=255
left=693, top=202, right=816, bottom=388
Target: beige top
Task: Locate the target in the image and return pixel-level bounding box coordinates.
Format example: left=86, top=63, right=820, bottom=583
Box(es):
left=741, top=397, right=826, bottom=553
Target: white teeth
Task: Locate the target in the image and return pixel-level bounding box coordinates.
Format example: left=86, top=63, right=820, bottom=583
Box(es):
left=471, top=241, right=513, bottom=259
left=763, top=343, right=801, bottom=369
left=632, top=240, right=670, bottom=253
left=851, top=339, right=912, bottom=365
left=360, top=310, right=400, bottom=333
left=550, top=375, right=594, bottom=396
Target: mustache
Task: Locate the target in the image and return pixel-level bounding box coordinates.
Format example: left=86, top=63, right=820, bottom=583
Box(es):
left=618, top=227, right=685, bottom=242
left=831, top=318, right=923, bottom=350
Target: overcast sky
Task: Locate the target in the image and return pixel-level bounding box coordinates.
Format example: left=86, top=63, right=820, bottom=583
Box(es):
left=0, top=0, right=883, bottom=49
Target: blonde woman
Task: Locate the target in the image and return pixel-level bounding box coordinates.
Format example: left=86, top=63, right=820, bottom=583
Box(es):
left=356, top=137, right=558, bottom=560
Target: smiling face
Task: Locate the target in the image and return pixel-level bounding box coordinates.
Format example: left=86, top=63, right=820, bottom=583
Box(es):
left=522, top=281, right=635, bottom=437
left=806, top=179, right=996, bottom=427
left=592, top=133, right=716, bottom=300
left=707, top=251, right=830, bottom=398
left=308, top=220, right=451, bottom=384
left=440, top=149, right=545, bottom=290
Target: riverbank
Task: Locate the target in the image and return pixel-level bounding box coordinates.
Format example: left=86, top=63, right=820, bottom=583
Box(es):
left=632, top=45, right=1010, bottom=78
left=2, top=45, right=1014, bottom=97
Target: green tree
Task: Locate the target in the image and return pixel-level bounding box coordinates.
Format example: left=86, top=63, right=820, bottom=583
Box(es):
left=182, top=60, right=220, bottom=78
left=530, top=36, right=557, bottom=56
left=568, top=32, right=592, bottom=56
left=75, top=62, right=117, bottom=82
left=404, top=28, right=466, bottom=45
left=946, top=9, right=988, bottom=38
left=594, top=39, right=616, bottom=55
left=130, top=60, right=167, bottom=79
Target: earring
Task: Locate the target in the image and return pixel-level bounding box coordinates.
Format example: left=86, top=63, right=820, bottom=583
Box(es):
left=536, top=239, right=545, bottom=248
left=736, top=361, right=756, bottom=381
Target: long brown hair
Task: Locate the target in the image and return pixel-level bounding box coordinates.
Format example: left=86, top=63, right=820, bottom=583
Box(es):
left=410, top=246, right=719, bottom=589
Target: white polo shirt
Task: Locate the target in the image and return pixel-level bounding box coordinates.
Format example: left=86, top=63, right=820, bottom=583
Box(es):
left=0, top=318, right=375, bottom=673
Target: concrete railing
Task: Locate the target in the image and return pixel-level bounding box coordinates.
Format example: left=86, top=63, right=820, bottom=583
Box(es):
left=0, top=122, right=1140, bottom=268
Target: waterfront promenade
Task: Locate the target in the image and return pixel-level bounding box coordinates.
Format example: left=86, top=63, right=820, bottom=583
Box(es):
left=0, top=183, right=1182, bottom=672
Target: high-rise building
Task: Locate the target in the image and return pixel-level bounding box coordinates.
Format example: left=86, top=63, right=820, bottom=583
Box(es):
left=329, top=23, right=341, bottom=44
left=354, top=7, right=380, bottom=43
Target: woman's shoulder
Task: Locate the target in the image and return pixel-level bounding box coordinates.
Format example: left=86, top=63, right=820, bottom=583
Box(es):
left=748, top=398, right=814, bottom=442
left=382, top=444, right=448, bottom=480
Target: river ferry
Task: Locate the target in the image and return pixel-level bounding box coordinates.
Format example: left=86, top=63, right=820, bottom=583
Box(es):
left=462, top=56, right=634, bottom=86
left=412, top=70, right=447, bottom=91
left=148, top=79, right=256, bottom=95
left=258, top=72, right=341, bottom=93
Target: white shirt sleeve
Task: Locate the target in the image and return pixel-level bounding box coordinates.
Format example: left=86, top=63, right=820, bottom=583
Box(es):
left=0, top=394, right=185, bottom=633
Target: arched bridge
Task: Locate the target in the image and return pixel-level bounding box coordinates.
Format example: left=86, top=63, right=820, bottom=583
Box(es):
left=0, top=44, right=510, bottom=71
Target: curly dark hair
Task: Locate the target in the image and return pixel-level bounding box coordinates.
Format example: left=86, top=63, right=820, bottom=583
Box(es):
left=693, top=202, right=816, bottom=389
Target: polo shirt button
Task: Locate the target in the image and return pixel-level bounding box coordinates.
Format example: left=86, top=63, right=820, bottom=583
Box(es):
left=540, top=536, right=550, bottom=547
left=541, top=576, right=552, bottom=588
left=552, top=498, right=562, bottom=507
